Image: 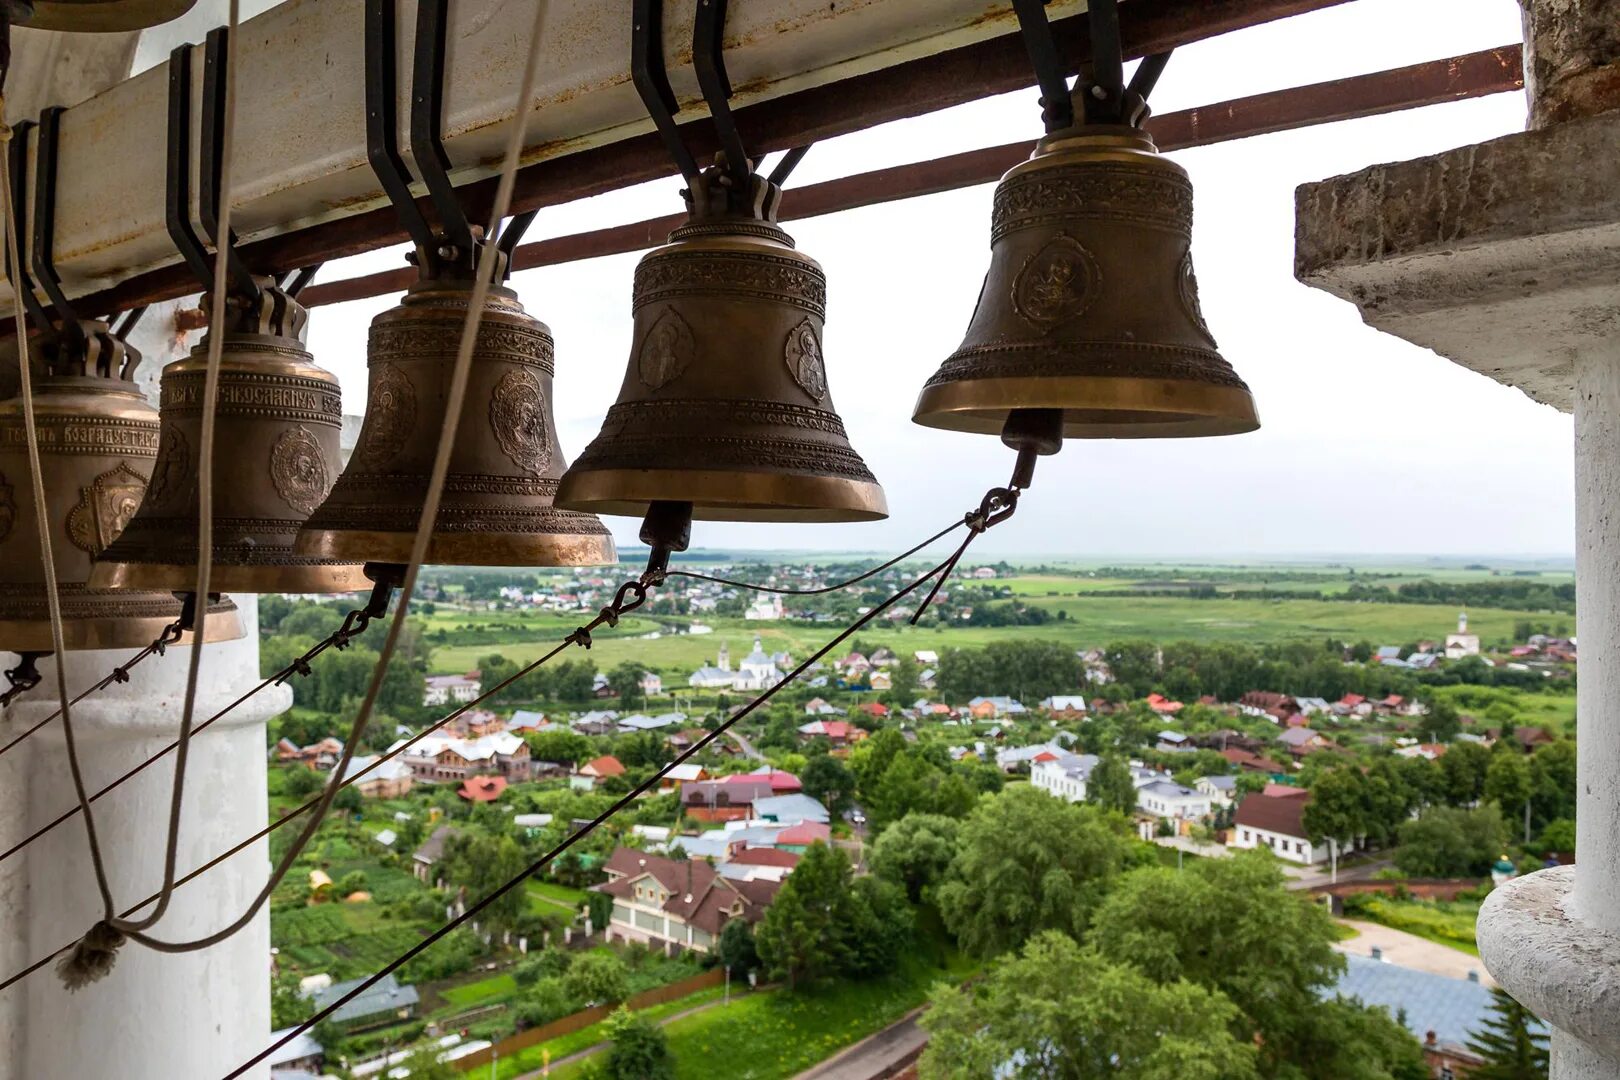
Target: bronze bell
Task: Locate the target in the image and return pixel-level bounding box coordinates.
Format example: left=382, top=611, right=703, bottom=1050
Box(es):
left=11, top=0, right=197, bottom=32
left=556, top=163, right=887, bottom=523
left=294, top=274, right=617, bottom=567
left=912, top=124, right=1259, bottom=439
left=0, top=323, right=241, bottom=652
left=91, top=285, right=366, bottom=594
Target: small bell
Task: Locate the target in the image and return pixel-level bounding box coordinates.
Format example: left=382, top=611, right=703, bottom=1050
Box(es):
left=0, top=323, right=241, bottom=652
left=912, top=123, right=1259, bottom=440
left=556, top=162, right=886, bottom=523
left=295, top=272, right=617, bottom=568
left=91, top=286, right=366, bottom=594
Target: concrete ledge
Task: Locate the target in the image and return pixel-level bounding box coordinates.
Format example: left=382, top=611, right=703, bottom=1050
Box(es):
left=1477, top=867, right=1620, bottom=1065
left=1294, top=109, right=1620, bottom=411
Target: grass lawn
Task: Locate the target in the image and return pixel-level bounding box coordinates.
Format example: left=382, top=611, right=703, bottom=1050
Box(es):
left=439, top=972, right=517, bottom=1009
left=526, top=879, right=588, bottom=908
left=1348, top=896, right=1482, bottom=956
left=488, top=985, right=729, bottom=1080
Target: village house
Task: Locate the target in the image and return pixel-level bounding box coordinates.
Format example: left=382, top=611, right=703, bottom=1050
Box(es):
left=639, top=671, right=663, bottom=696
left=1195, top=774, right=1237, bottom=805
left=1040, top=695, right=1088, bottom=719
left=1145, top=692, right=1183, bottom=716
left=396, top=732, right=531, bottom=784
left=422, top=671, right=482, bottom=707
left=797, top=718, right=866, bottom=752
left=1277, top=727, right=1336, bottom=760
left=1136, top=779, right=1212, bottom=822
left=275, top=736, right=344, bottom=770
left=309, top=973, right=419, bottom=1032
left=456, top=775, right=507, bottom=803
left=571, top=711, right=619, bottom=737
left=572, top=754, right=625, bottom=791
left=442, top=708, right=506, bottom=739
left=593, top=847, right=783, bottom=955
left=1155, top=730, right=1194, bottom=753
left=1231, top=787, right=1323, bottom=864
left=995, top=738, right=1075, bottom=774
left=411, top=824, right=458, bottom=883
left=682, top=778, right=776, bottom=822
left=967, top=696, right=1027, bottom=720
left=1030, top=751, right=1099, bottom=802
left=744, top=595, right=784, bottom=620
left=1221, top=746, right=1288, bottom=774
left=330, top=754, right=413, bottom=799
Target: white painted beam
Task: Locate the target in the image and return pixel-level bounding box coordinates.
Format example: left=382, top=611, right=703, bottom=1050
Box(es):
left=9, top=0, right=1082, bottom=304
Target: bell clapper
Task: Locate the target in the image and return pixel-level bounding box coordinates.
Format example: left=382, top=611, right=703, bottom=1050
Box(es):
left=1001, top=407, right=1064, bottom=491
left=638, top=500, right=693, bottom=587
left=0, top=652, right=47, bottom=708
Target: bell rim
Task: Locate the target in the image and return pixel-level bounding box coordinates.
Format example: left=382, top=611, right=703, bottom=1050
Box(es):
left=86, top=558, right=369, bottom=595
left=555, top=469, right=889, bottom=523
left=0, top=607, right=244, bottom=652
left=293, top=527, right=619, bottom=569
left=911, top=375, right=1260, bottom=440
left=24, top=0, right=196, bottom=32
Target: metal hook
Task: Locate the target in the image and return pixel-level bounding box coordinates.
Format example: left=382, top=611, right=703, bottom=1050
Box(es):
left=30, top=107, right=87, bottom=356
left=167, top=44, right=219, bottom=296
left=1011, top=0, right=1075, bottom=132
left=631, top=0, right=698, bottom=186
left=1084, top=0, right=1125, bottom=123
left=199, top=26, right=260, bottom=303
left=364, top=0, right=435, bottom=251
left=409, top=0, right=476, bottom=258
left=6, top=119, right=56, bottom=344
left=692, top=0, right=749, bottom=187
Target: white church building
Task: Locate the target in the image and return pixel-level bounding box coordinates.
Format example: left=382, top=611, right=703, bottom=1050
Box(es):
left=688, top=639, right=782, bottom=691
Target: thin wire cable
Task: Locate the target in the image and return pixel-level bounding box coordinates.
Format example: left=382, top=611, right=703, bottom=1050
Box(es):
left=665, top=516, right=965, bottom=595
left=0, top=100, right=120, bottom=919
left=230, top=538, right=976, bottom=1077
left=118, top=0, right=243, bottom=937
left=119, top=0, right=558, bottom=957
left=0, top=634, right=171, bottom=757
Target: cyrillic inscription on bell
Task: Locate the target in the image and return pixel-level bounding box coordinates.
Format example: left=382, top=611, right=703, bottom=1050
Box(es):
left=0, top=324, right=243, bottom=652
left=91, top=287, right=365, bottom=594
left=557, top=167, right=887, bottom=524
left=295, top=278, right=616, bottom=568
left=913, top=125, right=1260, bottom=439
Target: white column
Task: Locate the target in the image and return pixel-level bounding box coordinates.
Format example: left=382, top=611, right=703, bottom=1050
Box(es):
left=0, top=595, right=288, bottom=1080
left=1477, top=354, right=1620, bottom=1079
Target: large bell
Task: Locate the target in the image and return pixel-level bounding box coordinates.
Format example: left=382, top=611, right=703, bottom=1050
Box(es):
left=0, top=324, right=241, bottom=651
left=91, top=287, right=366, bottom=594
left=295, top=276, right=616, bottom=567
left=556, top=166, right=887, bottom=523
left=912, top=124, right=1259, bottom=439
left=8, top=0, right=197, bottom=32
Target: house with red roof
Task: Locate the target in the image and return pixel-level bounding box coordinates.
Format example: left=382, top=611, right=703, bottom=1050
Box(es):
left=1221, top=746, right=1288, bottom=774
left=723, top=768, right=802, bottom=793
left=683, top=778, right=776, bottom=822
left=457, top=775, right=507, bottom=803
left=775, top=821, right=831, bottom=852
left=797, top=719, right=867, bottom=754
left=856, top=701, right=889, bottom=720
left=594, top=847, right=783, bottom=954
left=571, top=754, right=626, bottom=791
left=1145, top=693, right=1184, bottom=715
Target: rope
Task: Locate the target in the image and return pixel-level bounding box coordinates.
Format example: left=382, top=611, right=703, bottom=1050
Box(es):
left=0, top=96, right=120, bottom=920
left=230, top=515, right=1003, bottom=1078
left=663, top=516, right=965, bottom=595
left=56, top=0, right=563, bottom=977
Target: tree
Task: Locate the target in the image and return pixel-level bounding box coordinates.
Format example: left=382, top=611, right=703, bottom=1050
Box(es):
left=608, top=662, right=648, bottom=710
left=919, top=931, right=1259, bottom=1080
left=1303, top=766, right=1369, bottom=850
left=936, top=786, right=1135, bottom=957
left=601, top=1007, right=675, bottom=1080
left=527, top=728, right=594, bottom=766
left=800, top=752, right=855, bottom=818
left=269, top=972, right=311, bottom=1029
left=442, top=833, right=530, bottom=937
left=870, top=813, right=961, bottom=902
left=716, top=917, right=759, bottom=974
left=1465, top=988, right=1550, bottom=1080
left=865, top=751, right=977, bottom=831
left=1485, top=750, right=1533, bottom=843
left=1440, top=740, right=1492, bottom=806
left=755, top=842, right=856, bottom=986
left=563, top=950, right=629, bottom=1004
left=1088, top=854, right=1345, bottom=1074
left=512, top=977, right=576, bottom=1030
left=1286, top=996, right=1430, bottom=1080
left=282, top=765, right=321, bottom=797
left=394, top=1045, right=458, bottom=1080
left=1086, top=754, right=1137, bottom=815
left=1394, top=805, right=1506, bottom=877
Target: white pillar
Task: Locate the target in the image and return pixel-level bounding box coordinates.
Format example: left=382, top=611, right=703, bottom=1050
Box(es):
left=1477, top=354, right=1620, bottom=1079
left=0, top=595, right=288, bottom=1079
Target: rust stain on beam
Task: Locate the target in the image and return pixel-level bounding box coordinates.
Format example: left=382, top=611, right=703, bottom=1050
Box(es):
left=300, top=45, right=1525, bottom=311
left=23, top=0, right=1349, bottom=326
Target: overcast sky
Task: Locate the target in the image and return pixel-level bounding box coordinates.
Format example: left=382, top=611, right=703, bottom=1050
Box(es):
left=303, top=0, right=1565, bottom=559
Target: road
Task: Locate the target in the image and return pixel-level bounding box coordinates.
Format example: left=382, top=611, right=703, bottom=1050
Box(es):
left=727, top=729, right=764, bottom=760
left=1335, top=919, right=1493, bottom=984
left=792, top=1009, right=927, bottom=1080
left=1282, top=857, right=1393, bottom=891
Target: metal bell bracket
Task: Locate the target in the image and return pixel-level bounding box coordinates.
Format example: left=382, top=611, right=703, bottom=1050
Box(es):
left=272, top=568, right=399, bottom=686
left=364, top=0, right=533, bottom=283
left=632, top=0, right=810, bottom=223
left=1012, top=0, right=1172, bottom=132
left=15, top=111, right=146, bottom=381
left=166, top=32, right=319, bottom=342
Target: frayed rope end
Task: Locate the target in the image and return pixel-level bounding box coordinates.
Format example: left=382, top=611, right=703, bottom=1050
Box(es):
left=56, top=921, right=124, bottom=991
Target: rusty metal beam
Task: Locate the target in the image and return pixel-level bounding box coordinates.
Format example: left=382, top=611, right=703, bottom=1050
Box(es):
left=17, top=0, right=1353, bottom=327
left=299, top=44, right=1525, bottom=311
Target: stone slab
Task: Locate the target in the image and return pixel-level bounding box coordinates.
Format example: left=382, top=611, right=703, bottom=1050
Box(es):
left=1294, top=108, right=1620, bottom=411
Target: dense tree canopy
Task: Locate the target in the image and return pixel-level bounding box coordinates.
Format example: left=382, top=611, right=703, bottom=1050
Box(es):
left=756, top=842, right=911, bottom=986
left=870, top=813, right=962, bottom=902
left=920, top=932, right=1259, bottom=1080
left=937, top=787, right=1137, bottom=956
left=1394, top=805, right=1506, bottom=877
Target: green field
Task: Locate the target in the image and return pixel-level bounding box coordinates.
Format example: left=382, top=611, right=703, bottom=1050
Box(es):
left=424, top=595, right=1553, bottom=677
